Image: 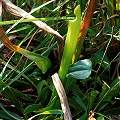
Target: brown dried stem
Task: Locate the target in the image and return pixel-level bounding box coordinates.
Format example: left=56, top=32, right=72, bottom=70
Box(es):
left=51, top=73, right=72, bottom=120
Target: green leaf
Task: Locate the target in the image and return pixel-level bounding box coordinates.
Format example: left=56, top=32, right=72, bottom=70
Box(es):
left=10, top=87, right=31, bottom=101
left=28, top=110, right=63, bottom=120
left=59, top=5, right=82, bottom=83
left=41, top=115, right=55, bottom=120
left=67, top=59, right=92, bottom=79
left=9, top=25, right=32, bottom=33
left=71, top=83, right=84, bottom=98
left=99, top=82, right=109, bottom=100
left=37, top=80, right=47, bottom=95
left=32, top=2, right=42, bottom=10
left=88, top=91, right=99, bottom=111
left=37, top=96, right=58, bottom=113
left=110, top=77, right=120, bottom=88
left=106, top=77, right=120, bottom=97
left=78, top=111, right=88, bottom=120
left=0, top=110, right=14, bottom=120
left=18, top=47, right=52, bottom=74
left=95, top=112, right=110, bottom=120
left=38, top=87, right=52, bottom=106
left=41, top=109, right=63, bottom=115
left=24, top=104, right=43, bottom=114
left=94, top=78, right=120, bottom=112
left=0, top=81, right=24, bottom=114
left=97, top=116, right=105, bottom=120
left=72, top=95, right=87, bottom=111
left=68, top=97, right=83, bottom=112
left=97, top=102, right=110, bottom=112
left=107, top=88, right=119, bottom=97
left=0, top=104, right=21, bottom=120
left=104, top=107, right=120, bottom=116
left=94, top=51, right=110, bottom=70
left=0, top=58, right=34, bottom=85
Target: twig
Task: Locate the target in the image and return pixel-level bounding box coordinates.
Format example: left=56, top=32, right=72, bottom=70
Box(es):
left=51, top=73, right=72, bottom=120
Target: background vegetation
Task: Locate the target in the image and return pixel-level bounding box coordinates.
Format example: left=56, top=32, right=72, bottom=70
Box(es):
left=0, top=0, right=120, bottom=120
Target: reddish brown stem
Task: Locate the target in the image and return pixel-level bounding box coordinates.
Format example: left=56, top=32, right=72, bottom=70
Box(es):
left=75, top=0, right=98, bottom=61
left=0, top=26, right=18, bottom=51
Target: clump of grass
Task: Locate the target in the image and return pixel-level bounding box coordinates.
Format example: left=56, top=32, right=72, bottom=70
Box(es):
left=0, top=0, right=120, bottom=120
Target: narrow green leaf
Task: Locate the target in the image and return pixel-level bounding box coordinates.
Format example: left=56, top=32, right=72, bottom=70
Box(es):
left=0, top=81, right=24, bottom=114
left=41, top=115, right=55, bottom=120
left=97, top=102, right=110, bottom=112
left=24, top=104, right=43, bottom=114
left=71, top=83, right=84, bottom=98
left=0, top=110, right=14, bottom=120
left=104, top=107, right=120, bottom=116
left=78, top=111, right=88, bottom=120
left=37, top=80, right=47, bottom=95
left=88, top=91, right=99, bottom=111
left=38, top=86, right=48, bottom=97
left=0, top=104, right=21, bottom=120
left=72, top=95, right=87, bottom=111
left=9, top=25, right=32, bottom=33
left=10, top=87, right=31, bottom=101
left=0, top=17, right=75, bottom=25
left=68, top=97, right=82, bottom=110
left=95, top=112, right=110, bottom=120
left=94, top=50, right=110, bottom=70
left=110, top=77, right=120, bottom=88
left=37, top=97, right=57, bottom=113
left=94, top=77, right=120, bottom=112
left=28, top=110, right=63, bottom=120
left=18, top=47, right=52, bottom=74
left=99, top=83, right=109, bottom=100
left=106, top=77, right=120, bottom=97
left=41, top=109, right=63, bottom=115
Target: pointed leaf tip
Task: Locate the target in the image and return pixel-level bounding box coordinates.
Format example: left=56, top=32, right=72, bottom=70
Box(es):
left=18, top=47, right=52, bottom=74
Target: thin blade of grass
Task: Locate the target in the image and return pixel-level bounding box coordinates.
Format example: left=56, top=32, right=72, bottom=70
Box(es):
left=0, top=17, right=74, bottom=25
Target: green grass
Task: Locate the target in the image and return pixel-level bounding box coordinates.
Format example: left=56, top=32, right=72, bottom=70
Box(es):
left=0, top=0, right=120, bottom=120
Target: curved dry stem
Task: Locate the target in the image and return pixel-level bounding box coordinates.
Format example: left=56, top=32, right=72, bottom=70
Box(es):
left=51, top=73, right=72, bottom=120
